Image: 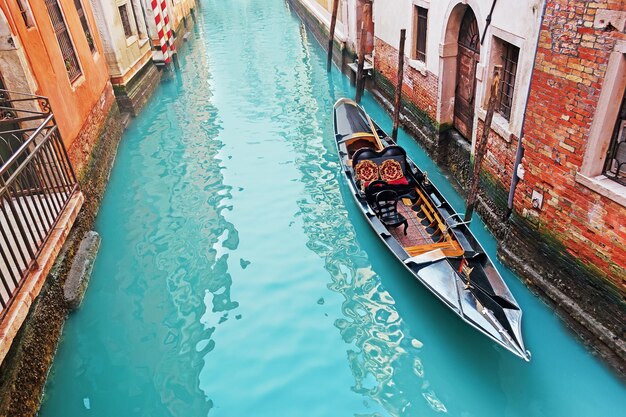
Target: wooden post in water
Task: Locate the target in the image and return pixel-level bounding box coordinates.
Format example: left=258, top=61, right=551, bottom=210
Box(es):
left=391, top=29, right=406, bottom=141
left=464, top=65, right=501, bottom=222
left=327, top=0, right=339, bottom=72
left=354, top=22, right=367, bottom=103
left=355, top=2, right=371, bottom=103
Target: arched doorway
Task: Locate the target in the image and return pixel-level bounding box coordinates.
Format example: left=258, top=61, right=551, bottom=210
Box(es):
left=453, top=8, right=480, bottom=140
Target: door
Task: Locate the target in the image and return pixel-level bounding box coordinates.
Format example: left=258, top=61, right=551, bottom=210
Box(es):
left=454, top=8, right=480, bottom=140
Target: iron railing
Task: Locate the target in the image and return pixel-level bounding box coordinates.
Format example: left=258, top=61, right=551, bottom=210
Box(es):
left=0, top=90, right=78, bottom=315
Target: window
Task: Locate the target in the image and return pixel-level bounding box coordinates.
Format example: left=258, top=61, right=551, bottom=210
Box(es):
left=498, top=42, right=519, bottom=120
left=489, top=37, right=519, bottom=121
left=44, top=0, right=81, bottom=81
left=413, top=6, right=428, bottom=62
left=16, top=0, right=34, bottom=27
left=118, top=3, right=134, bottom=38
left=603, top=90, right=626, bottom=185
left=74, top=0, right=95, bottom=52
left=577, top=44, right=626, bottom=207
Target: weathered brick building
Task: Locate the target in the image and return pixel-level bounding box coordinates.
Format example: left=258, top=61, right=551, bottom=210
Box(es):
left=290, top=0, right=626, bottom=371
left=517, top=0, right=625, bottom=288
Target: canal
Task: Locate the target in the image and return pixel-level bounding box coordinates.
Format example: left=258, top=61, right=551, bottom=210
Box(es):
left=39, top=1, right=624, bottom=416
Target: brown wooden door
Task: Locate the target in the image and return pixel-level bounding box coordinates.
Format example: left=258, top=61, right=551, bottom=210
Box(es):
left=454, top=9, right=480, bottom=140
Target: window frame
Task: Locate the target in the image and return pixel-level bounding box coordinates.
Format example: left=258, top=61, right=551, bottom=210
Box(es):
left=413, top=6, right=428, bottom=63
left=118, top=3, right=134, bottom=39
left=497, top=41, right=519, bottom=121
left=577, top=41, right=626, bottom=207
left=44, top=0, right=82, bottom=82
left=73, top=0, right=96, bottom=53
left=16, top=0, right=35, bottom=28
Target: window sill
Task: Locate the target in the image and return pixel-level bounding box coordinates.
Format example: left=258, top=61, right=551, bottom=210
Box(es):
left=138, top=38, right=149, bottom=48
left=476, top=108, right=513, bottom=142
left=70, top=74, right=85, bottom=90
left=407, top=59, right=427, bottom=76
left=126, top=35, right=138, bottom=47
left=576, top=172, right=626, bottom=207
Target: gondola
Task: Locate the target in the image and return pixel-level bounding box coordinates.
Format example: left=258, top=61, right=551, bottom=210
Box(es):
left=333, top=98, right=530, bottom=361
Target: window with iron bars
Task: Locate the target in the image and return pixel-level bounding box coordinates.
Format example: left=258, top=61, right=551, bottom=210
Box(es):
left=603, top=91, right=626, bottom=186
left=414, top=6, right=428, bottom=62
left=44, top=0, right=81, bottom=81
left=498, top=42, right=519, bottom=121
left=119, top=3, right=134, bottom=38
left=16, top=0, right=34, bottom=27
left=74, top=0, right=95, bottom=52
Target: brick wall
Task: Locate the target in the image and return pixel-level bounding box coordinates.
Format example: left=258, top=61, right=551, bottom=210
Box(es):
left=374, top=37, right=439, bottom=128
left=514, top=0, right=626, bottom=290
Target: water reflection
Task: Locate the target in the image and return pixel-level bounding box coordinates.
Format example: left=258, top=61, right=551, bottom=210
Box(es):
left=282, top=16, right=448, bottom=414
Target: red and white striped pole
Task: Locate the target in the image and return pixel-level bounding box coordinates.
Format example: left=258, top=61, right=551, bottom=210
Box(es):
left=151, top=0, right=169, bottom=64
left=161, top=0, right=176, bottom=57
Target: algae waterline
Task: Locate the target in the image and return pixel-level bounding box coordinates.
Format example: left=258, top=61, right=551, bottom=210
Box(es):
left=40, top=1, right=625, bottom=416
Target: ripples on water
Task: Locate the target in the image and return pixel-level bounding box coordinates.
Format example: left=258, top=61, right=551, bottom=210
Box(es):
left=39, top=1, right=625, bottom=416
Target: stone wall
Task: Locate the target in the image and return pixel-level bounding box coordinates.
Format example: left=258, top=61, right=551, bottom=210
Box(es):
left=0, top=100, right=127, bottom=417
left=66, top=83, right=116, bottom=179
left=113, top=61, right=162, bottom=117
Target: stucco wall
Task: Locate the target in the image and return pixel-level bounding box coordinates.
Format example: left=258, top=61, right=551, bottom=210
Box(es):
left=89, top=0, right=151, bottom=83
left=0, top=0, right=111, bottom=150
left=373, top=0, right=543, bottom=143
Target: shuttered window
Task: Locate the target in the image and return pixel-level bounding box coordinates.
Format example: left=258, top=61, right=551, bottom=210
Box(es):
left=414, top=6, right=428, bottom=62
left=44, top=0, right=81, bottom=81
left=74, top=0, right=95, bottom=52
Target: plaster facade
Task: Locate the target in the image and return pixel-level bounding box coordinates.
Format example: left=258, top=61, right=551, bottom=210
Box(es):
left=142, top=0, right=196, bottom=60
left=89, top=0, right=151, bottom=84
left=373, top=0, right=543, bottom=145
left=0, top=0, right=111, bottom=169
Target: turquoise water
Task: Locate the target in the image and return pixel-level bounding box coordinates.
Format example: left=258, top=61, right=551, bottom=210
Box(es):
left=39, top=1, right=625, bottom=416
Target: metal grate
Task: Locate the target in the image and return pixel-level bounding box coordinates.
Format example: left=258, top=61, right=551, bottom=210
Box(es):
left=603, top=91, right=626, bottom=186
left=498, top=42, right=519, bottom=121
left=0, top=90, right=78, bottom=316
left=415, top=6, right=427, bottom=62
left=119, top=4, right=133, bottom=38
left=74, top=0, right=95, bottom=52
left=44, top=0, right=82, bottom=81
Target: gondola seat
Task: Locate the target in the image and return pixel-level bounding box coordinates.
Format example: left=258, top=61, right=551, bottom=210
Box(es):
left=352, top=145, right=418, bottom=195
left=374, top=190, right=408, bottom=235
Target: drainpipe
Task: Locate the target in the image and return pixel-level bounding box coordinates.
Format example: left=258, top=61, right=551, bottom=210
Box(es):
left=505, top=0, right=548, bottom=220
left=480, top=0, right=497, bottom=45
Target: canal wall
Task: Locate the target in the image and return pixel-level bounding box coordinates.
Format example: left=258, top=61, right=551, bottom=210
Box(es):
left=0, top=19, right=197, bottom=416
left=288, top=0, right=626, bottom=379
left=0, top=99, right=127, bottom=417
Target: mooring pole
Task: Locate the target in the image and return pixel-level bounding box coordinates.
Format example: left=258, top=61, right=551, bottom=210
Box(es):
left=355, top=3, right=371, bottom=103
left=391, top=29, right=406, bottom=141
left=327, top=0, right=339, bottom=72
left=354, top=22, right=367, bottom=103
left=464, top=65, right=501, bottom=222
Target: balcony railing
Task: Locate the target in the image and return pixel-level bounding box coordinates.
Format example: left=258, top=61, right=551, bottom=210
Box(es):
left=0, top=90, right=78, bottom=316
